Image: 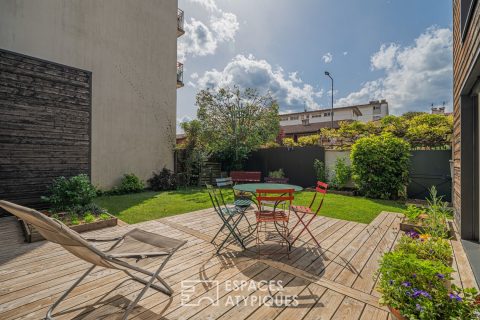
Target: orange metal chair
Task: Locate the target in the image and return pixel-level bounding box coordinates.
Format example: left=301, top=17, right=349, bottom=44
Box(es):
left=289, top=181, right=328, bottom=246
left=255, top=188, right=294, bottom=255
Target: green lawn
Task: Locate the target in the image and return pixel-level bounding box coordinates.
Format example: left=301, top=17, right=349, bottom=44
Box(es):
left=94, top=188, right=405, bottom=225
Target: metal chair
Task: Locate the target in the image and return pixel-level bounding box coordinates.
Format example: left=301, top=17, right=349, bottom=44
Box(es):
left=206, top=184, right=247, bottom=254
left=255, top=188, right=294, bottom=255
left=215, top=177, right=253, bottom=210
left=289, top=181, right=328, bottom=247
left=0, top=200, right=186, bottom=320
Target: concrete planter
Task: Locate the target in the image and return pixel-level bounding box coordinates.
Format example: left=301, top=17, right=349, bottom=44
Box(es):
left=399, top=220, right=456, bottom=240
left=19, top=213, right=118, bottom=243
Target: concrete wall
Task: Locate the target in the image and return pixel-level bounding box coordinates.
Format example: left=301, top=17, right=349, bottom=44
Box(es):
left=324, top=150, right=354, bottom=187
left=0, top=0, right=178, bottom=189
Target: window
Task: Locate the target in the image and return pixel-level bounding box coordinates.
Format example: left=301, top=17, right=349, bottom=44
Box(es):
left=461, top=0, right=478, bottom=40
left=280, top=116, right=289, bottom=121
left=302, top=119, right=310, bottom=125
left=324, top=112, right=330, bottom=117
left=312, top=114, right=321, bottom=118
left=373, top=105, right=381, bottom=114
left=290, top=116, right=299, bottom=120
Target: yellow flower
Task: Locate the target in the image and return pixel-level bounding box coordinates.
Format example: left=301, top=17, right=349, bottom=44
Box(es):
left=419, top=234, right=431, bottom=240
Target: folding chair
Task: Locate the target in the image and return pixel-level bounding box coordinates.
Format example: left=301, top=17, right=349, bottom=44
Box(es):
left=206, top=185, right=247, bottom=254
left=216, top=177, right=253, bottom=224
left=0, top=200, right=186, bottom=320
left=289, top=181, right=328, bottom=247
left=255, top=188, right=294, bottom=255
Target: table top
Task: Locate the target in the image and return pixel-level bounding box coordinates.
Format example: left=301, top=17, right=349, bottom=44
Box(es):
left=233, top=183, right=303, bottom=193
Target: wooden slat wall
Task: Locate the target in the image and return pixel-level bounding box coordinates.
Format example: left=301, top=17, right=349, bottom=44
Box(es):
left=452, top=1, right=480, bottom=230
left=0, top=49, right=91, bottom=208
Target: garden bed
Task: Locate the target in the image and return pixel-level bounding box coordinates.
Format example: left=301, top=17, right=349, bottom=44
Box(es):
left=19, top=213, right=118, bottom=243
left=400, top=220, right=456, bottom=240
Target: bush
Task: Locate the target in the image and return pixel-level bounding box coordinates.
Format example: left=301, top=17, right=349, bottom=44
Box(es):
left=331, top=157, right=351, bottom=189
left=42, top=174, right=97, bottom=213
left=112, top=173, right=145, bottom=194
left=313, top=159, right=327, bottom=183
left=282, top=137, right=298, bottom=147
left=351, top=134, right=410, bottom=199
left=297, top=134, right=319, bottom=146
left=149, top=167, right=177, bottom=191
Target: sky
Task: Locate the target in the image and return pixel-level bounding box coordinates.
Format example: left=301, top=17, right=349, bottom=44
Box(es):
left=177, top=0, right=453, bottom=130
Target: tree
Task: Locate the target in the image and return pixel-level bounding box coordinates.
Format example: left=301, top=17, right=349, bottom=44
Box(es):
left=196, top=87, right=279, bottom=170
left=178, top=120, right=209, bottom=186
left=405, top=114, right=453, bottom=149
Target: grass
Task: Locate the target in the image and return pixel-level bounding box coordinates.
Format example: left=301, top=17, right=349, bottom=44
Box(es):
left=94, top=188, right=405, bottom=225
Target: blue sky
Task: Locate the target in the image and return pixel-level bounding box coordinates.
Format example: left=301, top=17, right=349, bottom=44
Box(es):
left=177, top=0, right=453, bottom=128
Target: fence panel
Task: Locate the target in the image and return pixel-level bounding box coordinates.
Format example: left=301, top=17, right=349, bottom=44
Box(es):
left=245, top=146, right=325, bottom=187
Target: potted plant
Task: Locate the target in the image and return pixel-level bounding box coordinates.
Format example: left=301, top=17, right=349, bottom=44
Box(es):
left=20, top=174, right=117, bottom=243
left=264, top=169, right=289, bottom=183
left=377, top=251, right=480, bottom=319
left=400, top=186, right=455, bottom=239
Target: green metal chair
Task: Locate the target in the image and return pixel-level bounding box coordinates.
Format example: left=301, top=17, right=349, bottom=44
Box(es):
left=206, top=184, right=247, bottom=254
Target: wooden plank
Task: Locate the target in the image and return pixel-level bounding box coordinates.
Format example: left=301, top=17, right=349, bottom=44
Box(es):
left=302, top=289, right=345, bottom=320
left=359, top=305, right=389, bottom=320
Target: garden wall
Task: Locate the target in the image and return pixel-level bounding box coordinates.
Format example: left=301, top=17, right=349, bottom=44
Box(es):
left=244, top=146, right=325, bottom=187
left=246, top=147, right=452, bottom=201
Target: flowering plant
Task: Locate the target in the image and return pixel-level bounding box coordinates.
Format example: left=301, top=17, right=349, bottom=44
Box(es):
left=378, top=251, right=480, bottom=319
left=396, top=234, right=452, bottom=266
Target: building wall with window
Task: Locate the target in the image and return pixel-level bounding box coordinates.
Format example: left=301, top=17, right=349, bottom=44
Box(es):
left=0, top=0, right=180, bottom=189
left=452, top=0, right=480, bottom=240
left=279, top=100, right=388, bottom=127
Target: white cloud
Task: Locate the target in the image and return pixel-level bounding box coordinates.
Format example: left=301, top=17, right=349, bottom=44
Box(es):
left=196, top=54, right=324, bottom=111
left=337, top=26, right=452, bottom=113
left=343, top=51, right=348, bottom=56
left=178, top=0, right=239, bottom=62
left=190, top=72, right=199, bottom=79
left=322, top=52, right=333, bottom=64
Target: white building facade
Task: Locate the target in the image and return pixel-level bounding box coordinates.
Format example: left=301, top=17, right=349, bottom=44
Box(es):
left=280, top=100, right=389, bottom=127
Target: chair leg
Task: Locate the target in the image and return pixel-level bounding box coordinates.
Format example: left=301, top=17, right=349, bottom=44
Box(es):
left=46, top=265, right=96, bottom=320
left=122, top=249, right=178, bottom=320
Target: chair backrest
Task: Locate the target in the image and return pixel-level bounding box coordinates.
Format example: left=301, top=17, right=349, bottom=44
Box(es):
left=230, top=171, right=261, bottom=183
left=310, top=181, right=328, bottom=214
left=206, top=184, right=224, bottom=214
left=256, top=189, right=294, bottom=212
left=0, top=200, right=115, bottom=268
left=216, top=177, right=233, bottom=188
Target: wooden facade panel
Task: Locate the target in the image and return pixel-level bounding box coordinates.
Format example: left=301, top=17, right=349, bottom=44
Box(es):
left=453, top=0, right=480, bottom=234
left=0, top=49, right=91, bottom=208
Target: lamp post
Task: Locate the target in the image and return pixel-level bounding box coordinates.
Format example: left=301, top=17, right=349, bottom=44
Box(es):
left=324, top=71, right=334, bottom=128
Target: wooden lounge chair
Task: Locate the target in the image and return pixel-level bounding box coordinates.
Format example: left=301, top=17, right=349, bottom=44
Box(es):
left=0, top=200, right=186, bottom=320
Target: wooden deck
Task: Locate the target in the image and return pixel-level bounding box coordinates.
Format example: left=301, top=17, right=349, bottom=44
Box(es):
left=0, top=209, right=477, bottom=320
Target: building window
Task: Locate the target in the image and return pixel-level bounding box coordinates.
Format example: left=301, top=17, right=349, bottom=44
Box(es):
left=324, top=112, right=330, bottom=117
left=461, top=0, right=478, bottom=40
left=302, top=119, right=310, bottom=125
left=373, top=105, right=381, bottom=114
left=290, top=116, right=299, bottom=120
left=280, top=116, right=289, bottom=121
left=312, top=114, right=321, bottom=118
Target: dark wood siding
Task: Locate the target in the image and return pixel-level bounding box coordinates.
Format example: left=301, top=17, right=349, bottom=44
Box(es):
left=453, top=0, right=480, bottom=235
left=0, top=49, right=91, bottom=209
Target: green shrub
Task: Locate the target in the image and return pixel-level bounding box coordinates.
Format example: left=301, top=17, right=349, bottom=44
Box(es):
left=351, top=134, right=410, bottom=199
left=42, top=174, right=97, bottom=213
left=424, top=186, right=451, bottom=239
left=297, top=134, right=319, bottom=146
left=148, top=167, right=177, bottom=191
left=331, top=157, right=351, bottom=189
left=268, top=168, right=285, bottom=178
left=68, top=212, right=80, bottom=225
left=313, top=159, right=327, bottom=183
left=395, top=235, right=452, bottom=266
left=112, top=173, right=145, bottom=194
left=82, top=203, right=107, bottom=216
left=282, top=137, right=298, bottom=147
left=99, top=213, right=111, bottom=221
left=404, top=204, right=425, bottom=224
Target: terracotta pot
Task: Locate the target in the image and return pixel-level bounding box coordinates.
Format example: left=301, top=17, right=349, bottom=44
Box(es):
left=388, top=306, right=406, bottom=320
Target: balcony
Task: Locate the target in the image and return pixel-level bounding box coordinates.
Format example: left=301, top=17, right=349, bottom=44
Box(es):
left=177, top=8, right=185, bottom=37
left=177, top=62, right=184, bottom=88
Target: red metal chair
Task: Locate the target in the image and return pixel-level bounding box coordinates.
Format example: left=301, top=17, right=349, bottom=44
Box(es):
left=289, top=181, right=328, bottom=247
left=255, top=188, right=294, bottom=255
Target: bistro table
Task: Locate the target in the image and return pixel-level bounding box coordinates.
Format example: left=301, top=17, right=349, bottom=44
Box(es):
left=233, top=183, right=303, bottom=252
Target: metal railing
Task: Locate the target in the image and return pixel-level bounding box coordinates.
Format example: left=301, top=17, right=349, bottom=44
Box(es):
left=177, top=62, right=184, bottom=87
left=177, top=8, right=185, bottom=35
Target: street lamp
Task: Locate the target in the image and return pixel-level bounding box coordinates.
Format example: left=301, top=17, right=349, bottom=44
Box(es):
left=325, top=71, right=334, bottom=128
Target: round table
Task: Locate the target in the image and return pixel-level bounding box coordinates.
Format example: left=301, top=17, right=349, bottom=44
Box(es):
left=233, top=183, right=303, bottom=193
